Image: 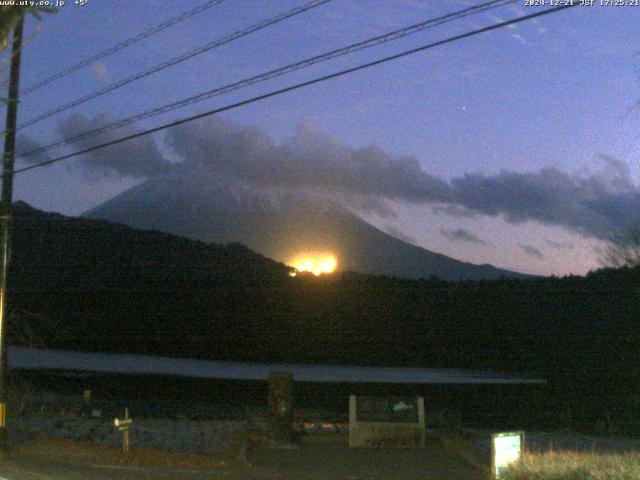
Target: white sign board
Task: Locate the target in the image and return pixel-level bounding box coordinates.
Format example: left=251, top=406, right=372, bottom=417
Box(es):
left=348, top=395, right=425, bottom=448
left=114, top=417, right=132, bottom=430
left=492, top=431, right=524, bottom=478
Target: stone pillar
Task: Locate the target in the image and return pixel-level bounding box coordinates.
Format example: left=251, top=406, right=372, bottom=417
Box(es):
left=268, top=371, right=293, bottom=442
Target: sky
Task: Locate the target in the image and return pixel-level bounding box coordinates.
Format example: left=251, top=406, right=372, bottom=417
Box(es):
left=1, top=0, right=638, bottom=276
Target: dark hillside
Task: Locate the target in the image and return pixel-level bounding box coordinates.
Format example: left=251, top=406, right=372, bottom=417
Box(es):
left=7, top=203, right=640, bottom=432
left=7, top=202, right=640, bottom=375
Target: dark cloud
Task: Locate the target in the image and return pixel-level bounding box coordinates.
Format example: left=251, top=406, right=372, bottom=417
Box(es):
left=44, top=114, right=640, bottom=240
left=346, top=194, right=397, bottom=218
left=165, top=119, right=452, bottom=203
left=56, top=113, right=172, bottom=178
left=519, top=244, right=544, bottom=259
left=440, top=228, right=488, bottom=246
left=165, top=117, right=639, bottom=240
left=16, top=135, right=53, bottom=166
left=448, top=158, right=640, bottom=239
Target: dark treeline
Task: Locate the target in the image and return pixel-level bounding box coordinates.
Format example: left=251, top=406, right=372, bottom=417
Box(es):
left=7, top=203, right=640, bottom=432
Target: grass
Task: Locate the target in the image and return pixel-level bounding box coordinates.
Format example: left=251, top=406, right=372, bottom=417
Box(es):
left=500, top=450, right=640, bottom=480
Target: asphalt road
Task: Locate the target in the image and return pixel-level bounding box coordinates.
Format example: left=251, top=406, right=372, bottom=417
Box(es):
left=0, top=443, right=482, bottom=480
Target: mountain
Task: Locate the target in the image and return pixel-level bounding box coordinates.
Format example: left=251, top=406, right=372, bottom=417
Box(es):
left=84, top=172, right=530, bottom=281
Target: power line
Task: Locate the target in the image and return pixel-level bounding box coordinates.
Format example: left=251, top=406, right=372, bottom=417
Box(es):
left=20, top=0, right=229, bottom=96
left=15, top=0, right=333, bottom=131
left=13, top=4, right=577, bottom=177
left=20, top=0, right=516, bottom=159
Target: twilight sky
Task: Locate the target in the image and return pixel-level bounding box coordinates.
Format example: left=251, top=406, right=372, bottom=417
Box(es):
left=1, top=0, right=638, bottom=276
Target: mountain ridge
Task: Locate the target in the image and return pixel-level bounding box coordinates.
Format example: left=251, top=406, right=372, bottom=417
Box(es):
left=84, top=173, right=533, bottom=281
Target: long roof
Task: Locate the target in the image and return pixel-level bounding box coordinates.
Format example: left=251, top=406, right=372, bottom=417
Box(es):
left=8, top=347, right=545, bottom=385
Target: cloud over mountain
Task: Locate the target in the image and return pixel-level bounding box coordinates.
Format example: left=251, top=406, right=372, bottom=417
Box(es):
left=164, top=118, right=452, bottom=205
left=53, top=113, right=172, bottom=179
left=48, top=114, right=640, bottom=240
left=440, top=228, right=488, bottom=246
left=520, top=244, right=544, bottom=259
left=545, top=239, right=574, bottom=250
left=166, top=118, right=640, bottom=240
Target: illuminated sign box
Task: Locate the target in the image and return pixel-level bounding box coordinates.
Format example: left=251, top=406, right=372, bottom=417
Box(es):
left=349, top=395, right=425, bottom=448
left=491, top=431, right=524, bottom=479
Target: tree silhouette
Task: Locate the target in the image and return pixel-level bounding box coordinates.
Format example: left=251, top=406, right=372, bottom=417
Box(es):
left=0, top=6, right=56, bottom=51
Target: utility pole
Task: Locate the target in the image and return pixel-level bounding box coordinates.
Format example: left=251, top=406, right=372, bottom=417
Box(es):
left=0, top=14, right=24, bottom=451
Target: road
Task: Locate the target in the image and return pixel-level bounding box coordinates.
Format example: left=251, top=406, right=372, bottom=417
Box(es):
left=0, top=442, right=482, bottom=480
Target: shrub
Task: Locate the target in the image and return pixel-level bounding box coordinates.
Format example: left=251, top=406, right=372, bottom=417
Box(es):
left=500, top=451, right=640, bottom=480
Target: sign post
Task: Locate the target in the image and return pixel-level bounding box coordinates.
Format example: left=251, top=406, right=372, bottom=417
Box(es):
left=114, top=408, right=133, bottom=452
left=491, top=431, right=524, bottom=479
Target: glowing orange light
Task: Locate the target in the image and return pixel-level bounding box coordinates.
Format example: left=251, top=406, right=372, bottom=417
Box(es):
left=289, top=253, right=337, bottom=276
